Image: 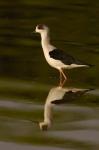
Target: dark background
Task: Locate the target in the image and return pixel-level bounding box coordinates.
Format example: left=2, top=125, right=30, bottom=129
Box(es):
left=0, top=0, right=99, bottom=85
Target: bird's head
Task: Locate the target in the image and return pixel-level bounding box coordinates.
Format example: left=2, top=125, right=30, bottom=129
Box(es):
left=35, top=24, right=49, bottom=34
left=39, top=121, right=50, bottom=131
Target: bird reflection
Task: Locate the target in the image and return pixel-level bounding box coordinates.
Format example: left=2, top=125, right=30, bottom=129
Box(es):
left=33, top=86, right=93, bottom=131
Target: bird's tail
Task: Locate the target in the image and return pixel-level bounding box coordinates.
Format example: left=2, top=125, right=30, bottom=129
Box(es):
left=86, top=64, right=95, bottom=67
left=83, top=88, right=94, bottom=93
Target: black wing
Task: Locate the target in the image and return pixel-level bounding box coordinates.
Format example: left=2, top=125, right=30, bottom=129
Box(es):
left=51, top=91, right=77, bottom=104
left=51, top=89, right=93, bottom=105
left=49, top=49, right=87, bottom=65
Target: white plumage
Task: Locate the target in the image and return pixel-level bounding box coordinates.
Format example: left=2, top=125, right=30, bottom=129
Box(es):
left=39, top=86, right=92, bottom=130
left=35, top=24, right=92, bottom=86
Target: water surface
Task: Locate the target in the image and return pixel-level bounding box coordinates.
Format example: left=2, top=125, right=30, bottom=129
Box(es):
left=0, top=0, right=99, bottom=150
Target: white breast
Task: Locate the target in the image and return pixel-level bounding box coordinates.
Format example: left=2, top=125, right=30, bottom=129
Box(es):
left=47, top=56, right=66, bottom=69
left=42, top=46, right=65, bottom=70
left=41, top=32, right=67, bottom=70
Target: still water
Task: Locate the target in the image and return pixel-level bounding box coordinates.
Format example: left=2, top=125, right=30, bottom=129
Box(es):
left=0, top=0, right=99, bottom=150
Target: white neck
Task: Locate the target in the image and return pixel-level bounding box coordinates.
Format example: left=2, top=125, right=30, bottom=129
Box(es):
left=44, top=102, right=53, bottom=126
left=41, top=31, right=50, bottom=46
left=40, top=31, right=55, bottom=55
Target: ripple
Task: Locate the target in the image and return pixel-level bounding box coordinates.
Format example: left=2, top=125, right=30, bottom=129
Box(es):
left=0, top=141, right=73, bottom=150
left=0, top=99, right=43, bottom=110
left=48, top=130, right=99, bottom=144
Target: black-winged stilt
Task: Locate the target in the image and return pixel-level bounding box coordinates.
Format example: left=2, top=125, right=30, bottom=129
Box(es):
left=34, top=24, right=93, bottom=86
left=38, top=86, right=93, bottom=130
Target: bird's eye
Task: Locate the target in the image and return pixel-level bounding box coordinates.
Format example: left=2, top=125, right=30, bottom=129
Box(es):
left=37, top=24, right=44, bottom=30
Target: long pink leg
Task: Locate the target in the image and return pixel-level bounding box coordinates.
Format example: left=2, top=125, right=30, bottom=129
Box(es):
left=60, top=69, right=67, bottom=87
left=59, top=70, right=62, bottom=86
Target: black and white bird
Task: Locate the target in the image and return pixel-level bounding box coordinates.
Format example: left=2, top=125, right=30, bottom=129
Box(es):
left=31, top=85, right=93, bottom=131
left=39, top=86, right=93, bottom=131
left=34, top=24, right=92, bottom=86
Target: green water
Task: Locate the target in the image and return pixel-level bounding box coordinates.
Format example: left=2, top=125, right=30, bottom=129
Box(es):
left=0, top=0, right=99, bottom=150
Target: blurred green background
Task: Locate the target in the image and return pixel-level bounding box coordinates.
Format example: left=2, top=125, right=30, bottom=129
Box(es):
left=0, top=1, right=99, bottom=150
left=0, top=0, right=99, bottom=84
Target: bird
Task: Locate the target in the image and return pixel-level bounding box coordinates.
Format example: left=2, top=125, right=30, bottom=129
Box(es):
left=34, top=24, right=93, bottom=86
left=38, top=86, right=93, bottom=131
